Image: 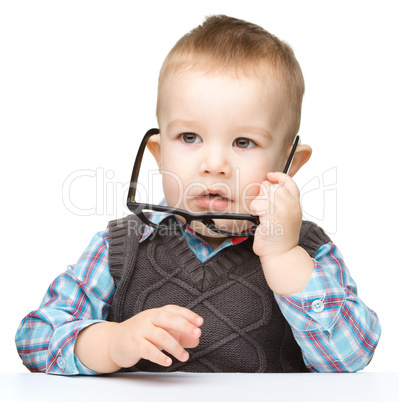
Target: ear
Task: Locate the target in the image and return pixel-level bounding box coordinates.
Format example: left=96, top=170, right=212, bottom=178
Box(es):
left=287, top=144, right=312, bottom=177
left=146, top=135, right=162, bottom=169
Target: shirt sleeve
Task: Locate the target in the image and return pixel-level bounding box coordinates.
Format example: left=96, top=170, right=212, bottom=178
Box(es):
left=15, top=229, right=114, bottom=375
left=274, top=241, right=381, bottom=372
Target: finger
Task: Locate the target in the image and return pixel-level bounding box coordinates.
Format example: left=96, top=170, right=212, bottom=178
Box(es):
left=250, top=197, right=269, bottom=217
left=162, top=304, right=203, bottom=326
left=152, top=307, right=202, bottom=341
left=250, top=179, right=294, bottom=218
left=257, top=180, right=285, bottom=199
left=249, top=181, right=271, bottom=216
left=169, top=329, right=201, bottom=349
left=145, top=327, right=190, bottom=363
left=257, top=181, right=270, bottom=197
left=139, top=339, right=174, bottom=367
left=266, top=172, right=299, bottom=198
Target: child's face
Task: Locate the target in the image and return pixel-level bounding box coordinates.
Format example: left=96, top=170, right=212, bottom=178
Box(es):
left=149, top=68, right=293, bottom=239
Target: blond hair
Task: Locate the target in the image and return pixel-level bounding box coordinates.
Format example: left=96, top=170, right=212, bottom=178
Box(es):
left=156, top=15, right=305, bottom=142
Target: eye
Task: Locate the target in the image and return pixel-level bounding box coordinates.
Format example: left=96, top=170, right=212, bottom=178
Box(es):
left=180, top=132, right=201, bottom=144
left=234, top=137, right=255, bottom=149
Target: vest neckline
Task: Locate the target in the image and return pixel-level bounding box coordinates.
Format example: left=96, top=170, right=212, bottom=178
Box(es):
left=153, top=222, right=257, bottom=290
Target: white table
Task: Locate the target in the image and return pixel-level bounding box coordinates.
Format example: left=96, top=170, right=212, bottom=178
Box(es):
left=1, top=372, right=398, bottom=402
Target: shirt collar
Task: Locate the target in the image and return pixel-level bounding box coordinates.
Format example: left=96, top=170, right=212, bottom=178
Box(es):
left=139, top=198, right=170, bottom=242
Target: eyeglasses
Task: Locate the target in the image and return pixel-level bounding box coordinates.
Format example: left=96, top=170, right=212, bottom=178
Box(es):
left=126, top=128, right=300, bottom=237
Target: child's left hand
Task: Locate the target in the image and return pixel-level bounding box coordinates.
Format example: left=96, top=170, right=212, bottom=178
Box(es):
left=250, top=172, right=302, bottom=261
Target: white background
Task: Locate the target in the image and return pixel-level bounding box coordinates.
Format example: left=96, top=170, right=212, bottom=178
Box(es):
left=1, top=0, right=398, bottom=373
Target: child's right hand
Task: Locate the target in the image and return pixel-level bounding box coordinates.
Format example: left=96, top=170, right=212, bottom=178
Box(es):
left=108, top=305, right=203, bottom=369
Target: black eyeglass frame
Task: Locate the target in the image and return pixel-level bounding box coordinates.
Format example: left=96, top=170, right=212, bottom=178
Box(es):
left=126, top=128, right=300, bottom=237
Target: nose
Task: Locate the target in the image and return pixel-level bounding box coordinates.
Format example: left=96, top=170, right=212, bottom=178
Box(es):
left=199, top=145, right=232, bottom=177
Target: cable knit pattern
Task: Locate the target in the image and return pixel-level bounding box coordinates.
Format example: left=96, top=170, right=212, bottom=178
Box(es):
left=107, top=215, right=329, bottom=373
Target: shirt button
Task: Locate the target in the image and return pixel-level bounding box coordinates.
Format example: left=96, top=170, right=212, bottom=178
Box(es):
left=311, top=299, right=324, bottom=313
left=57, top=357, right=67, bottom=370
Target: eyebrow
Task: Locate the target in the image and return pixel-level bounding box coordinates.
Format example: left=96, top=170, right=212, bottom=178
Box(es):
left=166, top=120, right=203, bottom=132
left=234, top=125, right=272, bottom=139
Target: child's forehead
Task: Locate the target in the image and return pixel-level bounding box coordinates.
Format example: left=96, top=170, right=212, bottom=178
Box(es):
left=161, top=66, right=287, bottom=117
left=163, top=60, right=280, bottom=86
left=161, top=65, right=286, bottom=108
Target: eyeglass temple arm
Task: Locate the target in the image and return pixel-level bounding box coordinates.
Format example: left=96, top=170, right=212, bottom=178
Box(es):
left=127, top=128, right=160, bottom=203
left=282, top=135, right=300, bottom=175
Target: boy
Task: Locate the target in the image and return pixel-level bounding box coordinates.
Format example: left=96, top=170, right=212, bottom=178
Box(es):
left=16, top=15, right=380, bottom=374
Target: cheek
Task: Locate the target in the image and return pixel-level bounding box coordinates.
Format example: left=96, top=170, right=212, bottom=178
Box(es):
left=162, top=173, right=183, bottom=207
left=161, top=166, right=200, bottom=208
left=160, top=149, right=184, bottom=201
left=236, top=151, right=282, bottom=199
left=237, top=167, right=266, bottom=195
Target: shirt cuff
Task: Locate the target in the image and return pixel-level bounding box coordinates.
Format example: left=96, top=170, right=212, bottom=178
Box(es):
left=46, top=319, right=105, bottom=375
left=274, top=260, right=347, bottom=332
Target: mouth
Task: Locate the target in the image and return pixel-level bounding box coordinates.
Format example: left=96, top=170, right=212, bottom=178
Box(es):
left=201, top=190, right=229, bottom=199
left=194, top=189, right=232, bottom=211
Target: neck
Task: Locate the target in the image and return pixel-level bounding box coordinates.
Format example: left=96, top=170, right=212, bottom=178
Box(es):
left=197, top=234, right=228, bottom=250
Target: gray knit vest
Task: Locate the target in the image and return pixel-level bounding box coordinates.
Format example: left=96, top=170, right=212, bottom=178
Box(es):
left=107, top=215, right=330, bottom=373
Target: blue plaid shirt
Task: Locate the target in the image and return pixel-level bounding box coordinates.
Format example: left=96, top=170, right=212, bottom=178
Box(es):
left=16, top=210, right=381, bottom=374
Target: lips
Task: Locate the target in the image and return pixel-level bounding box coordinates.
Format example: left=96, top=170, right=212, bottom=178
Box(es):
left=200, top=189, right=229, bottom=199
left=195, top=189, right=232, bottom=211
